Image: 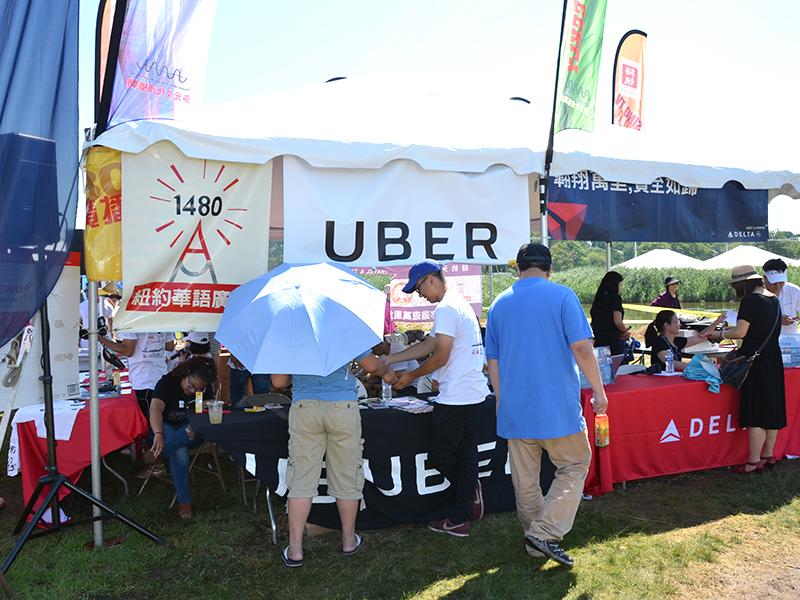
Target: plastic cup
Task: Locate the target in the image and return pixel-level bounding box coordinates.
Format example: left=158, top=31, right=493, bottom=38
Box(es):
left=208, top=400, right=223, bottom=424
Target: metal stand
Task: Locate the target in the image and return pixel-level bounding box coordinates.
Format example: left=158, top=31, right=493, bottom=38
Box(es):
left=1, top=301, right=165, bottom=578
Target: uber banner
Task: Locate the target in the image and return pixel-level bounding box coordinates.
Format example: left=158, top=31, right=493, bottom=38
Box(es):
left=283, top=156, right=529, bottom=266
left=548, top=171, right=768, bottom=242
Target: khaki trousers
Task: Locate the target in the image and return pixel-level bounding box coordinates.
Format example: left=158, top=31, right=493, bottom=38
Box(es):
left=508, top=429, right=591, bottom=547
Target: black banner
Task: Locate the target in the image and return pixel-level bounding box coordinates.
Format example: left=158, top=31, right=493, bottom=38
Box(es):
left=189, top=401, right=555, bottom=530
left=548, top=172, right=768, bottom=242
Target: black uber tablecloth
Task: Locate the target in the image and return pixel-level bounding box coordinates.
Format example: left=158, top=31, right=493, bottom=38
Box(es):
left=189, top=399, right=555, bottom=530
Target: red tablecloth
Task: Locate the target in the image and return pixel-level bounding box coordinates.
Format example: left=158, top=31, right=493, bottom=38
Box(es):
left=16, top=395, right=148, bottom=511
left=581, top=368, right=800, bottom=496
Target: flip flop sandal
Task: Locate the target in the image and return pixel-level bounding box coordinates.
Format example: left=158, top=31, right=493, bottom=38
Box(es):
left=341, top=533, right=363, bottom=556
left=282, top=547, right=303, bottom=567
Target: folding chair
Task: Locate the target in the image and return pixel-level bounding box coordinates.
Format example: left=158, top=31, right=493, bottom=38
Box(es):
left=137, top=440, right=228, bottom=509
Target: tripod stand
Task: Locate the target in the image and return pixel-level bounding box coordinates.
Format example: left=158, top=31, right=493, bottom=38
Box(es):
left=1, top=299, right=165, bottom=580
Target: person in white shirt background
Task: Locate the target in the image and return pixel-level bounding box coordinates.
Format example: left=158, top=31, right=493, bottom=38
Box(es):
left=762, top=259, right=800, bottom=335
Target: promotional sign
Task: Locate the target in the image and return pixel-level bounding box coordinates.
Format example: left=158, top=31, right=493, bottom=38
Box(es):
left=554, top=0, right=608, bottom=133
left=107, top=0, right=218, bottom=128
left=115, top=141, right=272, bottom=333
left=283, top=157, right=529, bottom=266
left=354, top=264, right=483, bottom=322
left=547, top=171, right=768, bottom=242
left=612, top=30, right=646, bottom=130
left=0, top=253, right=81, bottom=409
left=85, top=146, right=123, bottom=281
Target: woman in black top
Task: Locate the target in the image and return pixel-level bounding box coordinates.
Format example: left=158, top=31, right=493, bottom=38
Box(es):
left=644, top=310, right=725, bottom=371
left=707, top=265, right=785, bottom=474
left=590, top=271, right=630, bottom=357
left=150, top=356, right=217, bottom=519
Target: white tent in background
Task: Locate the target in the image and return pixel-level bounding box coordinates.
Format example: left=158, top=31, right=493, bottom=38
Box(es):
left=700, top=245, right=800, bottom=270
left=615, top=249, right=705, bottom=269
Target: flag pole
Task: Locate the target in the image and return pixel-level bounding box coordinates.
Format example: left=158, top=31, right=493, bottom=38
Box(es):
left=540, top=0, right=570, bottom=248
left=95, top=0, right=129, bottom=136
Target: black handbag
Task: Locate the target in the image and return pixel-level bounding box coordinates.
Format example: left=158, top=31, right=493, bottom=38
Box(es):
left=718, top=307, right=780, bottom=389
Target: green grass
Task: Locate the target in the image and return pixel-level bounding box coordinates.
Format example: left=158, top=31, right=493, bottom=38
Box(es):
left=1, top=445, right=799, bottom=599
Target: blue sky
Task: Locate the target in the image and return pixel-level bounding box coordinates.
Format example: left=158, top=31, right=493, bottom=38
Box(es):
left=77, top=0, right=800, bottom=233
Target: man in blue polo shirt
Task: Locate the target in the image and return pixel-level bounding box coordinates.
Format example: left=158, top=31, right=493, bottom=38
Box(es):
left=485, top=243, right=608, bottom=567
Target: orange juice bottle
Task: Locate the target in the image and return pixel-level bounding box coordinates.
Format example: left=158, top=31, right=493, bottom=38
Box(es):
left=595, top=413, right=609, bottom=447
left=195, top=390, right=203, bottom=413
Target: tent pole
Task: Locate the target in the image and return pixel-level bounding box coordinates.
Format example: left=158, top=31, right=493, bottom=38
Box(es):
left=88, top=281, right=103, bottom=548
left=606, top=242, right=612, bottom=271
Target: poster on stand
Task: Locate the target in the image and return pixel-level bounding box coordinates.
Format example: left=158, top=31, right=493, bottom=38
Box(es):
left=115, top=141, right=271, bottom=333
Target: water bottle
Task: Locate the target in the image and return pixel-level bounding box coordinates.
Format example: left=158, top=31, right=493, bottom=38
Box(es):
left=381, top=381, right=392, bottom=405
left=665, top=349, right=674, bottom=374
left=595, top=413, right=609, bottom=447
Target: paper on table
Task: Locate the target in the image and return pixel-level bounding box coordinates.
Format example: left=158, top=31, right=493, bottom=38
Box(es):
left=245, top=452, right=256, bottom=476
left=725, top=310, right=738, bottom=326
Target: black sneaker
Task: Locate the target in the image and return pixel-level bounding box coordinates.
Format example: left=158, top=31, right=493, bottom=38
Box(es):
left=524, top=535, right=574, bottom=567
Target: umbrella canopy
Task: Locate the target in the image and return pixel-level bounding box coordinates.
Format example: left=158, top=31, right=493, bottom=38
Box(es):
left=216, top=262, right=385, bottom=376
left=700, top=245, right=800, bottom=270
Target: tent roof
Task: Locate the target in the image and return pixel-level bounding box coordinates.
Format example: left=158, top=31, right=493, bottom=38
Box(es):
left=700, top=245, right=800, bottom=270
left=615, top=249, right=705, bottom=269
left=91, top=72, right=546, bottom=175
left=90, top=72, right=800, bottom=195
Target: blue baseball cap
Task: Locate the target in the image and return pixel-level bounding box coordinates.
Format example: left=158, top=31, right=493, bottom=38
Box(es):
left=402, top=259, right=442, bottom=294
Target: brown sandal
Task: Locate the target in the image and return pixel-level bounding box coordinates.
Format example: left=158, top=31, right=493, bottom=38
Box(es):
left=178, top=502, right=193, bottom=519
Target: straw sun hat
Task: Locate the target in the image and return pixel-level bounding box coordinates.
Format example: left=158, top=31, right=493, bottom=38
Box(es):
left=728, top=264, right=763, bottom=285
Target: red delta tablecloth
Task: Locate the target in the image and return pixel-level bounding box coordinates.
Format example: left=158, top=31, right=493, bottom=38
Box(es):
left=15, top=394, right=148, bottom=511
left=581, top=368, right=800, bottom=496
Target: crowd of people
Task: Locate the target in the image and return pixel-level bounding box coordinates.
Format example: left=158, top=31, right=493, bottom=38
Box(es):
left=75, top=252, right=796, bottom=570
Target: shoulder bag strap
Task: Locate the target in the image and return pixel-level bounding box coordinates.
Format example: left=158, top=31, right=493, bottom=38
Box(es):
left=749, top=302, right=781, bottom=361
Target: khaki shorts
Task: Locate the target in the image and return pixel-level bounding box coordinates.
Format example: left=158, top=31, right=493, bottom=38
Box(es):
left=286, top=398, right=364, bottom=500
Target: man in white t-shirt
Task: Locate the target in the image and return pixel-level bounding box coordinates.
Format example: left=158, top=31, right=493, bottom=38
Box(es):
left=763, top=259, right=800, bottom=335
left=98, top=332, right=174, bottom=416
left=382, top=260, right=489, bottom=538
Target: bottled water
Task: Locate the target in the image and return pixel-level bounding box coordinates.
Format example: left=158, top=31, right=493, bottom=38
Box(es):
left=665, top=350, right=674, bottom=374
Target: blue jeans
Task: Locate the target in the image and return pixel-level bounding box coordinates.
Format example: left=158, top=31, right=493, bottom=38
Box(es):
left=159, top=421, right=193, bottom=504
left=229, top=369, right=271, bottom=407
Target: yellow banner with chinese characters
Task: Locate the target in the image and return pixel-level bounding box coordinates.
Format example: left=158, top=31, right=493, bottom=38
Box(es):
left=85, top=146, right=122, bottom=281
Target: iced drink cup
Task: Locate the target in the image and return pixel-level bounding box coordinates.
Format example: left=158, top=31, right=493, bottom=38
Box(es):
left=208, top=400, right=223, bottom=424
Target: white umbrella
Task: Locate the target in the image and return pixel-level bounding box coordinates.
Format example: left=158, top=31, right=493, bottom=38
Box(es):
left=216, top=263, right=385, bottom=376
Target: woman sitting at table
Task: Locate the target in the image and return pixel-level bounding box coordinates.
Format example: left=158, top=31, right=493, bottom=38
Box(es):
left=149, top=355, right=217, bottom=520
left=706, top=265, right=785, bottom=474
left=590, top=271, right=630, bottom=358
left=273, top=352, right=396, bottom=568
left=650, top=276, right=682, bottom=309
left=644, top=310, right=725, bottom=372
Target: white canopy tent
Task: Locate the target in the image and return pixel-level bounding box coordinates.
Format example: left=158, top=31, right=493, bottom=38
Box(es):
left=91, top=72, right=800, bottom=198
left=615, top=249, right=705, bottom=269
left=701, top=245, right=800, bottom=270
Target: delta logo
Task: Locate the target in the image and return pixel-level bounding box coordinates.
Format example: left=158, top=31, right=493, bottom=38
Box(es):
left=659, top=415, right=740, bottom=444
